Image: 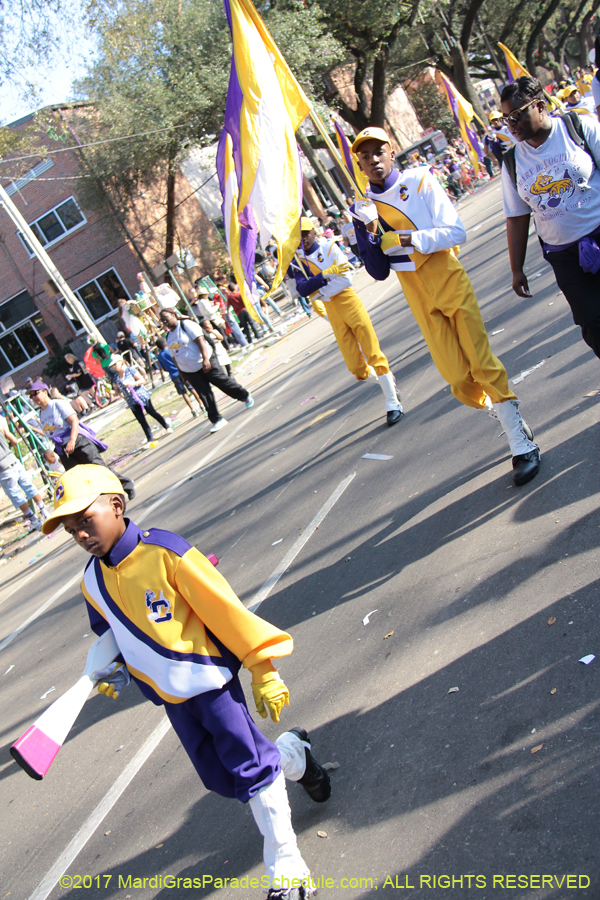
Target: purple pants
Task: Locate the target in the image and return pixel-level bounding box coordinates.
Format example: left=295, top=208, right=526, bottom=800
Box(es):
left=165, top=674, right=281, bottom=803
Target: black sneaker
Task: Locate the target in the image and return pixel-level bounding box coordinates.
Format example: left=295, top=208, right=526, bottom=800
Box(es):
left=288, top=727, right=331, bottom=803
left=267, top=887, right=308, bottom=900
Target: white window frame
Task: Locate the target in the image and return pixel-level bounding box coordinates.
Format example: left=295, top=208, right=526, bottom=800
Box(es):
left=59, top=267, right=131, bottom=334
left=0, top=291, right=48, bottom=376
left=17, top=196, right=87, bottom=258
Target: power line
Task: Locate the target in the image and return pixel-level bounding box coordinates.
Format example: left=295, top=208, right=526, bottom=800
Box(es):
left=0, top=124, right=188, bottom=164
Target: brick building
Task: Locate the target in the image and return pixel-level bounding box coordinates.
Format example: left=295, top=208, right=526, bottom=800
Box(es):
left=0, top=105, right=229, bottom=391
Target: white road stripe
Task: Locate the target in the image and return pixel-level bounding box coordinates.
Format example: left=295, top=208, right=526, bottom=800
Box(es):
left=0, top=572, right=81, bottom=655
left=248, top=471, right=357, bottom=611
left=27, top=718, right=171, bottom=900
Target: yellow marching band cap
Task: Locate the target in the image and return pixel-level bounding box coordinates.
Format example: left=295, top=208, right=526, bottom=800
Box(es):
left=300, top=216, right=316, bottom=232
left=42, top=464, right=124, bottom=534
left=350, top=126, right=392, bottom=154
left=489, top=110, right=502, bottom=121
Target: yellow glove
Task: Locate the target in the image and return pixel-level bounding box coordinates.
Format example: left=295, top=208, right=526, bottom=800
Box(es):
left=252, top=671, right=290, bottom=722
left=381, top=231, right=402, bottom=254
left=323, top=261, right=352, bottom=277
left=92, top=662, right=130, bottom=699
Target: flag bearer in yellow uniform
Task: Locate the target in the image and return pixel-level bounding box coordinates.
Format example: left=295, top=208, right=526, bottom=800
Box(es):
left=290, top=217, right=404, bottom=426
left=43, top=465, right=331, bottom=900
left=350, top=126, right=540, bottom=486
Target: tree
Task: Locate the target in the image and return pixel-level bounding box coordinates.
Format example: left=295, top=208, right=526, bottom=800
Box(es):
left=74, top=0, right=342, bottom=264
left=409, top=81, right=459, bottom=138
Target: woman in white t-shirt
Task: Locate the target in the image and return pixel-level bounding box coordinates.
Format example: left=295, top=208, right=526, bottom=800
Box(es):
left=501, top=75, right=600, bottom=359
left=159, top=308, right=253, bottom=434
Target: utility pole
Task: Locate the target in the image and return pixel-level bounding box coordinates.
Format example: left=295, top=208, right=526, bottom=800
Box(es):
left=0, top=184, right=104, bottom=342
left=296, top=130, right=346, bottom=211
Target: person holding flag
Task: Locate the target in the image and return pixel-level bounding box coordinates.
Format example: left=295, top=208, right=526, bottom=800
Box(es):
left=350, top=126, right=540, bottom=487
left=290, top=217, right=404, bottom=427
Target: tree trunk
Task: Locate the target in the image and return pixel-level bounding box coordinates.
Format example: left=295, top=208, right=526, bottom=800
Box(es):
left=165, top=152, right=176, bottom=261
left=526, top=0, right=562, bottom=75
left=370, top=46, right=388, bottom=126
left=450, top=44, right=487, bottom=124
left=578, top=0, right=600, bottom=66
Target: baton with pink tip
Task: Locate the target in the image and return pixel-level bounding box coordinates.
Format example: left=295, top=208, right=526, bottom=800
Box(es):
left=10, top=628, right=119, bottom=780
left=10, top=553, right=219, bottom=781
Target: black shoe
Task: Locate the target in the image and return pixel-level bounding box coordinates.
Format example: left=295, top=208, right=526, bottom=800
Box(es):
left=512, top=448, right=541, bottom=486
left=267, top=888, right=307, bottom=900
left=387, top=409, right=404, bottom=427
left=288, top=727, right=331, bottom=803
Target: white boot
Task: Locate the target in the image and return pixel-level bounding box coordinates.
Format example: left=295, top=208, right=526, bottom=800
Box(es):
left=248, top=772, right=312, bottom=891
left=377, top=371, right=403, bottom=412
left=492, top=399, right=537, bottom=457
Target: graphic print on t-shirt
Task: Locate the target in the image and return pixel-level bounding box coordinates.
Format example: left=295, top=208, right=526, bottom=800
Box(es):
left=518, top=157, right=588, bottom=213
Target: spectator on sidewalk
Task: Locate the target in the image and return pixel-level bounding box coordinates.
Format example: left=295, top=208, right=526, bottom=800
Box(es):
left=28, top=382, right=135, bottom=498
left=160, top=308, right=254, bottom=434
left=0, top=414, right=49, bottom=532
left=225, top=284, right=263, bottom=344
left=110, top=356, right=173, bottom=444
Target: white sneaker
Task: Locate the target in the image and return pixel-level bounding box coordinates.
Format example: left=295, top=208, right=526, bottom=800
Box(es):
left=37, top=506, right=50, bottom=521
left=164, top=426, right=174, bottom=434
left=26, top=515, right=42, bottom=533
left=245, top=393, right=254, bottom=409
left=191, top=409, right=200, bottom=418
left=209, top=418, right=228, bottom=433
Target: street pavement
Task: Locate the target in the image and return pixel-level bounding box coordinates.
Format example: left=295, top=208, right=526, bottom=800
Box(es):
left=2, top=180, right=600, bottom=900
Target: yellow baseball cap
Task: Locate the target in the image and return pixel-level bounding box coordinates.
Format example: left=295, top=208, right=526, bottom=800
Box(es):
left=489, top=110, right=502, bottom=121
left=564, top=84, right=579, bottom=96
left=300, top=216, right=316, bottom=232
left=42, top=465, right=124, bottom=534
left=351, top=126, right=391, bottom=153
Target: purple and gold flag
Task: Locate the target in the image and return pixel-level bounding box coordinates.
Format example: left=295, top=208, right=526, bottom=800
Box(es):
left=440, top=75, right=484, bottom=175
left=218, top=0, right=311, bottom=303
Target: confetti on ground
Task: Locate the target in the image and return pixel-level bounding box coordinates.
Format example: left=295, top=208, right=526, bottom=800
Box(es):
left=322, top=762, right=340, bottom=770
left=579, top=654, right=595, bottom=665
left=317, top=831, right=328, bottom=839
left=384, top=631, right=394, bottom=639
left=28, top=552, right=43, bottom=565
left=300, top=396, right=317, bottom=405
left=363, top=609, right=378, bottom=626
left=491, top=329, right=505, bottom=335
left=532, top=272, right=542, bottom=278
left=550, top=688, right=557, bottom=694
left=4, top=665, right=14, bottom=675
left=40, top=687, right=56, bottom=700
left=512, top=360, right=545, bottom=385
left=448, top=687, right=459, bottom=694
left=272, top=448, right=286, bottom=455
left=362, top=453, right=393, bottom=460
left=155, top=844, right=163, bottom=849
left=548, top=617, right=556, bottom=626
left=531, top=744, right=543, bottom=754
left=272, top=539, right=283, bottom=545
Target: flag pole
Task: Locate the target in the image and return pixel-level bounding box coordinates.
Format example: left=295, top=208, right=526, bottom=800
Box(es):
left=306, top=109, right=367, bottom=200
left=305, top=108, right=385, bottom=236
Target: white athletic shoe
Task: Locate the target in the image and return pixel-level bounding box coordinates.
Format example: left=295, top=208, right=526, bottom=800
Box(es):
left=209, top=418, right=228, bottom=433
left=164, top=426, right=174, bottom=434
left=245, top=393, right=254, bottom=409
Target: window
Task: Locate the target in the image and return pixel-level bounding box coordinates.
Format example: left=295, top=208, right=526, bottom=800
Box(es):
left=17, top=197, right=86, bottom=257
left=0, top=290, right=47, bottom=375
left=59, top=268, right=130, bottom=333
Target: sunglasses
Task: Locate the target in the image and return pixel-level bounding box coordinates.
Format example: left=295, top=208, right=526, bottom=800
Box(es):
left=500, top=99, right=539, bottom=127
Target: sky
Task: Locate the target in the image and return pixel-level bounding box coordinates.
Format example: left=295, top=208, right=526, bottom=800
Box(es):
left=0, top=6, right=97, bottom=126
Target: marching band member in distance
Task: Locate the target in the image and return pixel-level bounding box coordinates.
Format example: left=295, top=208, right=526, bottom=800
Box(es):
left=350, top=126, right=540, bottom=486
left=289, top=217, right=404, bottom=427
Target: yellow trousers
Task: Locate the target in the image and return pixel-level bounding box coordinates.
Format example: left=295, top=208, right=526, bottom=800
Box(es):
left=397, top=251, right=515, bottom=409
left=324, top=288, right=389, bottom=380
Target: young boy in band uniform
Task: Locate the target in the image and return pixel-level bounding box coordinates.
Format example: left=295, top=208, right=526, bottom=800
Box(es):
left=43, top=465, right=330, bottom=900
left=350, top=127, right=540, bottom=486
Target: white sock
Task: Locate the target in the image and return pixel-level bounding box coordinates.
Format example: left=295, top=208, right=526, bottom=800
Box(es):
left=377, top=371, right=403, bottom=412
left=276, top=731, right=308, bottom=782
left=248, top=772, right=311, bottom=889
left=493, top=399, right=537, bottom=457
